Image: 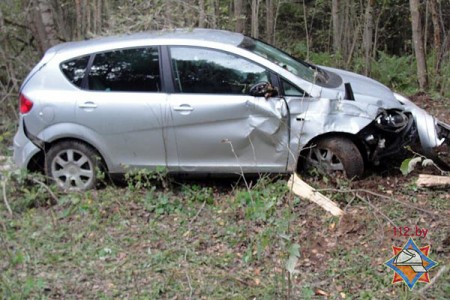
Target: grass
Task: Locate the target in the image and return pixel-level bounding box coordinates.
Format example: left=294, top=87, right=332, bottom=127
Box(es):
left=1, top=169, right=449, bottom=299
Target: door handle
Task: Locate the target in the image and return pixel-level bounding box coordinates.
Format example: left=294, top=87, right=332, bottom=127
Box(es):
left=173, top=105, right=194, bottom=112
left=79, top=101, right=98, bottom=109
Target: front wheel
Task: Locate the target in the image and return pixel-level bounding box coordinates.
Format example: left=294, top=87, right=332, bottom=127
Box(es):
left=45, top=141, right=100, bottom=190
left=301, top=137, right=364, bottom=179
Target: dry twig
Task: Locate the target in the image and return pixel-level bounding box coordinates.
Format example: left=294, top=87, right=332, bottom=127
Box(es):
left=29, top=177, right=59, bottom=204
left=1, top=179, right=13, bottom=216
left=318, top=188, right=436, bottom=215
left=188, top=200, right=206, bottom=228
left=355, top=193, right=397, bottom=227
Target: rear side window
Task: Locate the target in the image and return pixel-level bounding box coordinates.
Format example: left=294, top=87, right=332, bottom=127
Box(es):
left=60, top=56, right=90, bottom=88
left=88, top=47, right=161, bottom=92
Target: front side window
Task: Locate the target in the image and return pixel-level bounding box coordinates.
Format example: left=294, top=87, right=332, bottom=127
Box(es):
left=282, top=79, right=307, bottom=97
left=60, top=55, right=90, bottom=88
left=87, top=47, right=160, bottom=92
left=170, top=46, right=270, bottom=95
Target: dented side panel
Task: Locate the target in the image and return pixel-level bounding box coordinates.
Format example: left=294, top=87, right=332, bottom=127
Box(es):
left=167, top=94, right=289, bottom=172
left=285, top=97, right=378, bottom=171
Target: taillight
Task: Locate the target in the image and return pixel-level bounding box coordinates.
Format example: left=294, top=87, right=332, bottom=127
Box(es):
left=20, top=94, right=33, bottom=114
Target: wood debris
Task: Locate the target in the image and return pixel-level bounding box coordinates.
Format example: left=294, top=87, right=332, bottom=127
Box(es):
left=287, top=173, right=344, bottom=216
left=416, top=174, right=450, bottom=188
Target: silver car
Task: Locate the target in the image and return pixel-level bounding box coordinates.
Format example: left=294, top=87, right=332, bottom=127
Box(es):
left=13, top=28, right=450, bottom=190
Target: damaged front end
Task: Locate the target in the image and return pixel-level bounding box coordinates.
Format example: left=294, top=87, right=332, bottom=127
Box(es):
left=357, top=108, right=417, bottom=166
left=394, top=93, right=450, bottom=170
left=354, top=94, right=450, bottom=170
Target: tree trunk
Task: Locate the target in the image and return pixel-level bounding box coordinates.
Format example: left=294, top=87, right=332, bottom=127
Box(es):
left=93, top=0, right=103, bottom=34
left=234, top=0, right=245, bottom=33
left=362, top=0, right=375, bottom=76
left=409, top=0, right=428, bottom=90
left=86, top=0, right=91, bottom=35
left=265, top=0, right=274, bottom=44
left=75, top=0, right=81, bottom=39
left=342, top=0, right=353, bottom=61
left=332, top=0, right=341, bottom=54
left=209, top=0, right=219, bottom=28
left=0, top=7, right=3, bottom=30
left=429, top=0, right=442, bottom=74
left=302, top=0, right=310, bottom=60
left=251, top=0, right=260, bottom=38
left=273, top=0, right=282, bottom=45
left=199, top=0, right=206, bottom=27
left=28, top=0, right=60, bottom=54
left=372, top=1, right=387, bottom=59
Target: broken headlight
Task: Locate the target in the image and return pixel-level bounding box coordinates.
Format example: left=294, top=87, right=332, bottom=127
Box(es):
left=375, top=109, right=409, bottom=133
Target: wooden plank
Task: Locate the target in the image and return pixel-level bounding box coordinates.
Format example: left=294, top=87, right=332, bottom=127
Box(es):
left=287, top=173, right=344, bottom=216
left=416, top=174, right=450, bottom=188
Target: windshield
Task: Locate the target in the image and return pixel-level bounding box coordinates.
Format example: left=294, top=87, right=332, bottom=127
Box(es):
left=239, top=37, right=317, bottom=83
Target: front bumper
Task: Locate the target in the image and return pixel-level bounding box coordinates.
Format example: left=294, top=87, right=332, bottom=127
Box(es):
left=394, top=93, right=450, bottom=170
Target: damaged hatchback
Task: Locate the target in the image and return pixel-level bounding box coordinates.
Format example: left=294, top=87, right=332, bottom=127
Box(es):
left=13, top=28, right=450, bottom=190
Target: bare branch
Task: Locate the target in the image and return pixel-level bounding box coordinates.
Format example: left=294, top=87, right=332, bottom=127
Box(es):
left=1, top=179, right=13, bottom=217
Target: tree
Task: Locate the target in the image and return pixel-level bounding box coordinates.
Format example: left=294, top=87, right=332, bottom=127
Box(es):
left=208, top=0, right=219, bottom=28
left=27, top=0, right=59, bottom=54
left=429, top=0, right=443, bottom=77
left=265, top=0, right=275, bottom=44
left=251, top=0, right=261, bottom=38
left=362, top=0, right=375, bottom=76
left=198, top=0, right=206, bottom=27
left=234, top=0, right=245, bottom=33
left=409, top=0, right=428, bottom=89
left=332, top=0, right=341, bottom=54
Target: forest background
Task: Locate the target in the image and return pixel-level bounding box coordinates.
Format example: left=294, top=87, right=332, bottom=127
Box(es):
left=1, top=1, right=450, bottom=299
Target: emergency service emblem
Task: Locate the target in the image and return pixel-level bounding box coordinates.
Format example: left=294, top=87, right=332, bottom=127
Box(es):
left=384, top=237, right=438, bottom=290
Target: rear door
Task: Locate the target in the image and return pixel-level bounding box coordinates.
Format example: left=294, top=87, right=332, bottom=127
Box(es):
left=167, top=46, right=289, bottom=173
left=75, top=46, right=170, bottom=171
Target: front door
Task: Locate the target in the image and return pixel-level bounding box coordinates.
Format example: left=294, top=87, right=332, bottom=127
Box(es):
left=167, top=46, right=289, bottom=173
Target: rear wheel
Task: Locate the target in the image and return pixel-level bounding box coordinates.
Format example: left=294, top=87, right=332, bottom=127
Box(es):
left=45, top=141, right=100, bottom=190
left=301, top=137, right=364, bottom=179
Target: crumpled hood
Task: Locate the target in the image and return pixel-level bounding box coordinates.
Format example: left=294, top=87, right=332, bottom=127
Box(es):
left=320, top=66, right=403, bottom=109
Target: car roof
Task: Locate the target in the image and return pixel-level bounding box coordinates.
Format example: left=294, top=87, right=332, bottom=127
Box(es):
left=48, top=28, right=246, bottom=56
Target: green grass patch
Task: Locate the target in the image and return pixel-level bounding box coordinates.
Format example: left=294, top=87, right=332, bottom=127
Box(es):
left=0, top=170, right=449, bottom=299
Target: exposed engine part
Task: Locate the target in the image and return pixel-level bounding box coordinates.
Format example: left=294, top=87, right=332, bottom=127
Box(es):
left=375, top=109, right=409, bottom=133
left=437, top=121, right=450, bottom=143
left=432, top=122, right=450, bottom=170
left=370, top=138, right=386, bottom=161
left=358, top=110, right=415, bottom=165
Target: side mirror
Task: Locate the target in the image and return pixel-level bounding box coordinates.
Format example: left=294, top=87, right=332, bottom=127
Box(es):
left=249, top=82, right=278, bottom=98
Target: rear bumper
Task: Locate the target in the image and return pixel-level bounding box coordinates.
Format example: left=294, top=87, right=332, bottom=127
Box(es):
left=13, top=121, right=40, bottom=169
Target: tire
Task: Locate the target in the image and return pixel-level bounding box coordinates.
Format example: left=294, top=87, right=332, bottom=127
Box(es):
left=301, top=137, right=364, bottom=179
left=45, top=141, right=100, bottom=190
